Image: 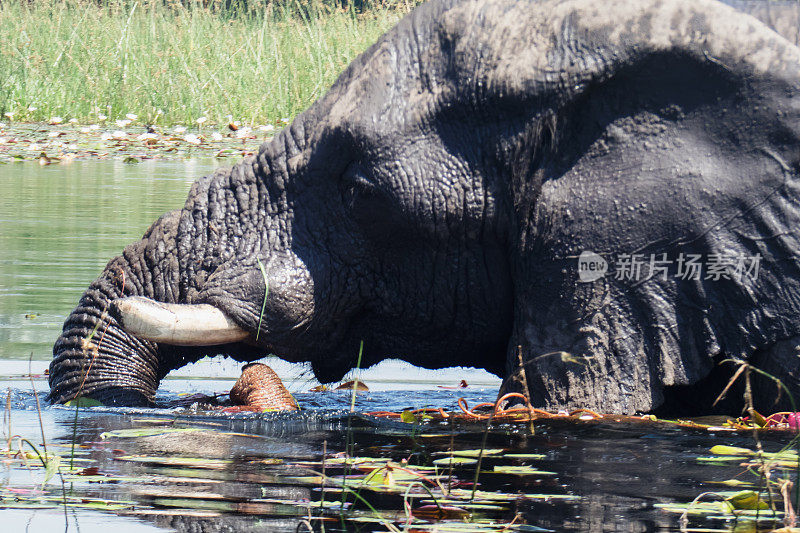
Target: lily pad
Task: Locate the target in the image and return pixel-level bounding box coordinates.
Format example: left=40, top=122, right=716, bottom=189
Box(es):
left=490, top=465, right=557, bottom=475
left=114, top=455, right=233, bottom=470
left=64, top=397, right=103, bottom=407
left=100, top=427, right=200, bottom=439
left=502, top=453, right=547, bottom=459
left=432, top=456, right=478, bottom=466
left=709, top=445, right=754, bottom=456
left=434, top=449, right=505, bottom=458
left=722, top=490, right=769, bottom=511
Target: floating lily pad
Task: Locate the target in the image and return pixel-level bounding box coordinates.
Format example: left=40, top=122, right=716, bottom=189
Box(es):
left=432, top=456, right=478, bottom=466
left=709, top=445, right=755, bottom=456
left=705, top=479, right=753, bottom=487
left=696, top=456, right=748, bottom=463
left=421, top=499, right=508, bottom=511
left=64, top=397, right=103, bottom=407
left=100, top=427, right=200, bottom=439
left=114, top=455, right=233, bottom=470
left=722, top=490, right=769, bottom=511
left=433, top=449, right=505, bottom=458
left=412, top=504, right=470, bottom=520
left=150, top=497, right=237, bottom=512
left=490, top=465, right=557, bottom=475
left=502, top=453, right=547, bottom=459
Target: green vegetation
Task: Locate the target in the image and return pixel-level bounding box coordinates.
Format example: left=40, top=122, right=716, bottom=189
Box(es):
left=660, top=442, right=800, bottom=529
left=0, top=0, right=418, bottom=126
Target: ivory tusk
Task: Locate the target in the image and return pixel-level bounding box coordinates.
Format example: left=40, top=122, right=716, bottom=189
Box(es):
left=113, top=296, right=250, bottom=346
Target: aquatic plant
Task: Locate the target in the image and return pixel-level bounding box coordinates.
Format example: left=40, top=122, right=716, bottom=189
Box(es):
left=0, top=0, right=418, bottom=126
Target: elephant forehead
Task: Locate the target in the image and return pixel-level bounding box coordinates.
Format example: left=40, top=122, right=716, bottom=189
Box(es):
left=323, top=37, right=426, bottom=139
left=582, top=0, right=799, bottom=75
left=321, top=0, right=800, bottom=155
left=436, top=0, right=799, bottom=77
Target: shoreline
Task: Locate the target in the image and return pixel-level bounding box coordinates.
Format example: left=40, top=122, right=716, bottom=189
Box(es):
left=0, top=122, right=272, bottom=163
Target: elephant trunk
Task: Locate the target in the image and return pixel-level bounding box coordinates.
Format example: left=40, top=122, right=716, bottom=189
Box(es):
left=49, top=148, right=297, bottom=405
left=48, top=265, right=164, bottom=405
left=48, top=211, right=193, bottom=406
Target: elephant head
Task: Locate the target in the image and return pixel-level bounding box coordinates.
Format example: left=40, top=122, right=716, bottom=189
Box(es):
left=50, top=0, right=800, bottom=414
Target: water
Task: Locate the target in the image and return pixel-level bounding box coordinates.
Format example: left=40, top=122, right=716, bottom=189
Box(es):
left=0, top=159, right=796, bottom=532
left=0, top=158, right=210, bottom=360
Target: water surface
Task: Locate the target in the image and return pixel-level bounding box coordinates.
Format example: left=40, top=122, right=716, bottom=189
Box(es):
left=0, top=159, right=208, bottom=360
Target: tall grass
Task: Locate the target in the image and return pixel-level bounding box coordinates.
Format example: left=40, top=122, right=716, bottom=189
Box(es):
left=0, top=0, right=416, bottom=125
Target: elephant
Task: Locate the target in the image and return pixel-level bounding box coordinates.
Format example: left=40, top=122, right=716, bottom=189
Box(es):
left=724, top=1, right=800, bottom=46
left=48, top=0, right=800, bottom=415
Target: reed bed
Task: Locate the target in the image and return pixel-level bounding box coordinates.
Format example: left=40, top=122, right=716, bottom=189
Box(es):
left=0, top=0, right=417, bottom=126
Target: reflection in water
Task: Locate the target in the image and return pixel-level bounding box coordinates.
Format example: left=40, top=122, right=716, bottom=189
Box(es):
left=0, top=385, right=792, bottom=533
left=0, top=159, right=216, bottom=360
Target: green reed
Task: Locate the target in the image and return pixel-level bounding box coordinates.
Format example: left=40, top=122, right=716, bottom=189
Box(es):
left=0, top=0, right=416, bottom=126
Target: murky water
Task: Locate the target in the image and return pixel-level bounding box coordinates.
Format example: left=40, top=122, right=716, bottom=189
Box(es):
left=0, top=160, right=796, bottom=532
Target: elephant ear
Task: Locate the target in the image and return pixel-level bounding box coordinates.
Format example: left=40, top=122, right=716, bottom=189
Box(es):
left=484, top=0, right=800, bottom=413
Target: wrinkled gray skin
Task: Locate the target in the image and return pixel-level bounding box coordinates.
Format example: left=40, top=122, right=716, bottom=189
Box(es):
left=725, top=0, right=800, bottom=45
left=49, top=0, right=800, bottom=414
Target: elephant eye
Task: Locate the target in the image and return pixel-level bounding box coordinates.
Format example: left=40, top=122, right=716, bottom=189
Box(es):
left=340, top=164, right=405, bottom=239
left=340, top=165, right=377, bottom=212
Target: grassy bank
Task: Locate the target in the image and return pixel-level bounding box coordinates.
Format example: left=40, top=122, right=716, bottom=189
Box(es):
left=0, top=0, right=416, bottom=126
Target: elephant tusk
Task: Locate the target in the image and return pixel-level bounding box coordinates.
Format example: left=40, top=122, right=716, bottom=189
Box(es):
left=113, top=296, right=250, bottom=346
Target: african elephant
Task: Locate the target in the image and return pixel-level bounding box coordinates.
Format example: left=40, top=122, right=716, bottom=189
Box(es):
left=49, top=0, right=800, bottom=414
